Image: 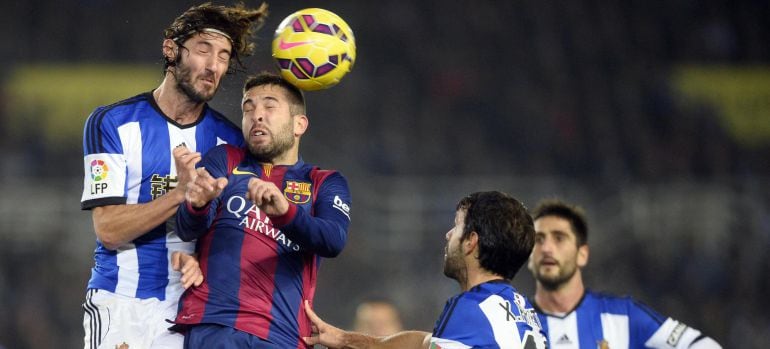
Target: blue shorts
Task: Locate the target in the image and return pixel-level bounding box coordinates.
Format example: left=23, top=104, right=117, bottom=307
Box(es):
left=184, top=324, right=281, bottom=349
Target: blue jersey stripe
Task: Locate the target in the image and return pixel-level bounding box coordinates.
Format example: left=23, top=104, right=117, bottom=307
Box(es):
left=138, top=113, right=172, bottom=204
left=84, top=94, right=146, bottom=154
left=576, top=294, right=601, bottom=348
left=201, top=225, right=245, bottom=327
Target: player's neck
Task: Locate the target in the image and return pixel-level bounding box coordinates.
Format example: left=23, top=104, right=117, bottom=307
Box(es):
left=461, top=268, right=505, bottom=292
left=154, top=78, right=206, bottom=125
left=534, top=274, right=585, bottom=314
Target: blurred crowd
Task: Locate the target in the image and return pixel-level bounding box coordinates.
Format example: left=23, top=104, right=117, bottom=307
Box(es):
left=1, top=0, right=768, bottom=348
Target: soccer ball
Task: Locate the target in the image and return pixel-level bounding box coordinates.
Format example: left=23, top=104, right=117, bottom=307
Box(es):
left=272, top=8, right=356, bottom=91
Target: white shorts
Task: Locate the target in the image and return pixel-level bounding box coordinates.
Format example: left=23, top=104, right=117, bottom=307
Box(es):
left=82, top=288, right=184, bottom=349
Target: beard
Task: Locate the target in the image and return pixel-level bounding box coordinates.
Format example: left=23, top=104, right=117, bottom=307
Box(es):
left=442, top=245, right=467, bottom=284
left=532, top=259, right=578, bottom=291
left=174, top=58, right=217, bottom=103
left=247, top=119, right=295, bottom=162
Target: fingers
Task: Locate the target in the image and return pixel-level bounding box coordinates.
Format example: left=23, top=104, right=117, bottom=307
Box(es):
left=177, top=252, right=203, bottom=289
left=173, top=146, right=202, bottom=171
left=193, top=273, right=204, bottom=287
left=302, top=336, right=320, bottom=346
left=247, top=178, right=265, bottom=204
left=186, top=167, right=227, bottom=207
left=304, top=299, right=323, bottom=325
left=247, top=178, right=286, bottom=215
left=195, top=167, right=215, bottom=191
left=171, top=251, right=182, bottom=271
left=216, top=177, right=229, bottom=191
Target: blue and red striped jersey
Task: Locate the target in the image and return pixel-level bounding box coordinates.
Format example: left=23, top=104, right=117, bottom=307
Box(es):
left=81, top=92, right=243, bottom=301
left=173, top=144, right=351, bottom=348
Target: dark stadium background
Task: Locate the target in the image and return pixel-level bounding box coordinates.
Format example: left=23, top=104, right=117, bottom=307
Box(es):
left=1, top=1, right=768, bottom=347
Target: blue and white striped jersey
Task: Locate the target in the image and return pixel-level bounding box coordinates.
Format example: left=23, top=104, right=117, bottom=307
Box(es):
left=535, top=290, right=721, bottom=349
left=431, top=280, right=548, bottom=349
left=81, top=92, right=244, bottom=301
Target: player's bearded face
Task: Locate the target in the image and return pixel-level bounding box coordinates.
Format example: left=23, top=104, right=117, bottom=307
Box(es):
left=528, top=216, right=582, bottom=290
left=247, top=115, right=296, bottom=162
left=531, top=248, right=579, bottom=290
left=443, top=210, right=468, bottom=283
left=175, top=54, right=219, bottom=103
left=172, top=32, right=231, bottom=103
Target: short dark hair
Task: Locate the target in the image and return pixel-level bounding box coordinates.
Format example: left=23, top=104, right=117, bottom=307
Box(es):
left=243, top=72, right=306, bottom=116
left=457, top=191, right=535, bottom=280
left=164, top=2, right=268, bottom=72
left=531, top=199, right=588, bottom=246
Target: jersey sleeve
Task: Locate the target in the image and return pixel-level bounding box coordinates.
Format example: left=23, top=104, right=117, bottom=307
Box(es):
left=632, top=301, right=722, bottom=349
left=643, top=317, right=722, bottom=349
left=270, top=171, right=351, bottom=258
left=175, top=145, right=230, bottom=241
left=81, top=107, right=128, bottom=210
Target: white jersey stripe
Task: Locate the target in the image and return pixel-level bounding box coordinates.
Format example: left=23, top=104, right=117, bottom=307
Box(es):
left=164, top=123, right=199, bottom=301
left=600, top=313, right=629, bottom=348
left=479, top=295, right=521, bottom=348
left=546, top=312, right=580, bottom=349
left=118, top=122, right=142, bottom=204
left=115, top=244, right=139, bottom=296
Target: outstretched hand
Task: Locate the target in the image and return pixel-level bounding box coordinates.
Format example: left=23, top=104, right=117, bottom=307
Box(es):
left=186, top=167, right=228, bottom=209
left=303, top=300, right=347, bottom=348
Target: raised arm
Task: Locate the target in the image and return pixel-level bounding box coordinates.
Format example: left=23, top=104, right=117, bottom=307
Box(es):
left=246, top=173, right=351, bottom=257
left=303, top=301, right=430, bottom=349
left=92, top=146, right=201, bottom=250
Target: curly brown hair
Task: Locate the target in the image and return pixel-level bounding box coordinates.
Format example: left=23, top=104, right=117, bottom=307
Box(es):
left=163, top=2, right=268, bottom=71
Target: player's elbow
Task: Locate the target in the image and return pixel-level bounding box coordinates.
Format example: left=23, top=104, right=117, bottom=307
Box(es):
left=92, top=207, right=126, bottom=250
left=317, top=231, right=347, bottom=258
left=317, top=247, right=342, bottom=258
left=94, top=228, right=123, bottom=250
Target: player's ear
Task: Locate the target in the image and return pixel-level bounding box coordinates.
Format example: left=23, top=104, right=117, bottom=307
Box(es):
left=577, top=244, right=589, bottom=268
left=163, top=39, right=178, bottom=62
left=293, top=114, right=308, bottom=137
left=464, top=231, right=479, bottom=256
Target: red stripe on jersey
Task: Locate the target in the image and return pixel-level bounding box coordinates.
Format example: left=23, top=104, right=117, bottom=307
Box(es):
left=296, top=252, right=318, bottom=348
left=224, top=145, right=246, bottom=174
left=234, top=210, right=280, bottom=338
left=176, top=222, right=217, bottom=325
left=309, top=168, right=335, bottom=215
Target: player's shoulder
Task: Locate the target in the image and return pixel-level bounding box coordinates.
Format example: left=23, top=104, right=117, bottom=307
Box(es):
left=91, top=92, right=152, bottom=118
left=455, top=281, right=521, bottom=312
left=585, top=289, right=632, bottom=302
left=302, top=163, right=346, bottom=183
left=585, top=289, right=665, bottom=322
left=86, top=92, right=154, bottom=132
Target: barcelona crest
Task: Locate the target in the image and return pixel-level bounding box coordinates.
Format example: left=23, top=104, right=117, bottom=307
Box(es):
left=284, top=181, right=312, bottom=204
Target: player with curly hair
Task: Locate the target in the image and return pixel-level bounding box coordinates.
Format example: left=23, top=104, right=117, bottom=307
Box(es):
left=80, top=3, right=268, bottom=348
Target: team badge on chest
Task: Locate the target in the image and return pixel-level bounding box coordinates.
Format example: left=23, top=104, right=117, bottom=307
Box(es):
left=284, top=181, right=312, bottom=204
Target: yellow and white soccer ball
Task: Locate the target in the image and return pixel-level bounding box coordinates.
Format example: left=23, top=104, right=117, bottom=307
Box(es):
left=272, top=8, right=356, bottom=91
